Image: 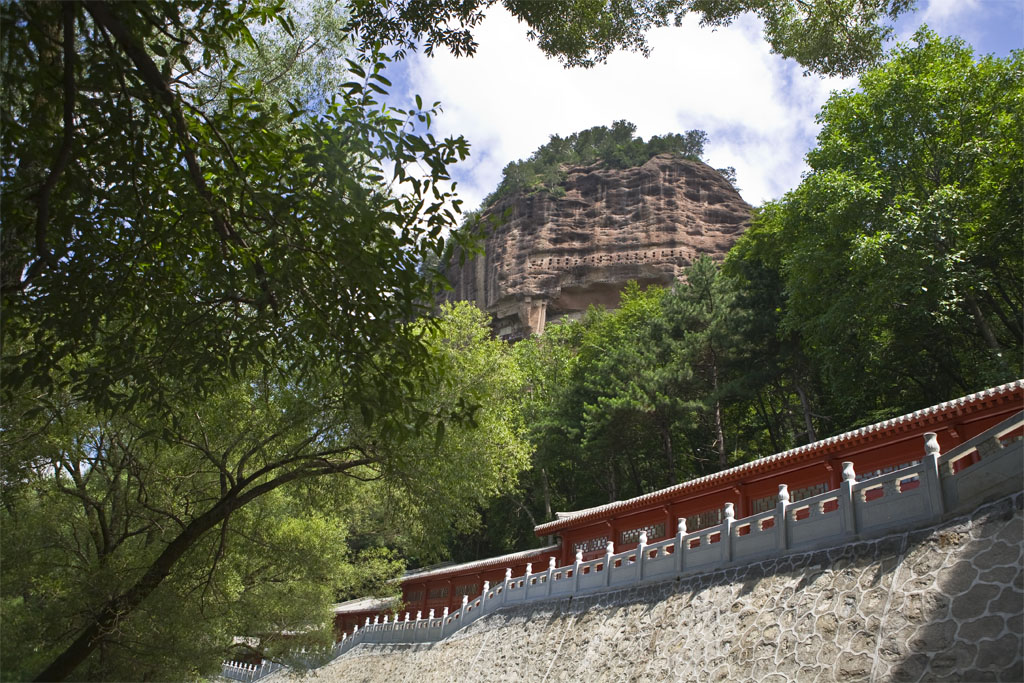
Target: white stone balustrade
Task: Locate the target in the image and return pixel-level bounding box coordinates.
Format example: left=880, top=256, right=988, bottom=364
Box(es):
left=327, top=412, right=1023, bottom=661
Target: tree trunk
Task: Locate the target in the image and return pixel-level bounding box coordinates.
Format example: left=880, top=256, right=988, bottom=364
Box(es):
left=662, top=424, right=676, bottom=486
left=540, top=467, right=552, bottom=522
left=795, top=383, right=817, bottom=443
left=965, top=291, right=1002, bottom=352
left=711, top=357, right=726, bottom=469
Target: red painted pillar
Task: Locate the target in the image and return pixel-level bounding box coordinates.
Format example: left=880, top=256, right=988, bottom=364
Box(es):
left=733, top=485, right=748, bottom=518
left=826, top=460, right=841, bottom=490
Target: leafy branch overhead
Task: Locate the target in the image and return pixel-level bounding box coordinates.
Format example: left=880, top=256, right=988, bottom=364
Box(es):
left=349, top=0, right=916, bottom=76
left=2, top=1, right=468, bottom=416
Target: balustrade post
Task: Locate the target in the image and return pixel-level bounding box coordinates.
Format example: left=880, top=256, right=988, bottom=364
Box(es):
left=637, top=530, right=648, bottom=580
left=442, top=606, right=449, bottom=638
left=839, top=461, right=857, bottom=537
left=428, top=608, right=435, bottom=620
left=547, top=556, right=556, bottom=595
left=675, top=518, right=687, bottom=573
left=605, top=541, right=615, bottom=587
left=722, top=503, right=735, bottom=563
left=574, top=549, right=583, bottom=592
left=459, top=595, right=468, bottom=625
left=776, top=484, right=790, bottom=551
left=503, top=567, right=512, bottom=607
left=480, top=580, right=490, bottom=612
left=922, top=432, right=945, bottom=518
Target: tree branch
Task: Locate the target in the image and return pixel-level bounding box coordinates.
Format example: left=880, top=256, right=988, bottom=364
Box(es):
left=82, top=0, right=280, bottom=313
left=29, top=1, right=77, bottom=278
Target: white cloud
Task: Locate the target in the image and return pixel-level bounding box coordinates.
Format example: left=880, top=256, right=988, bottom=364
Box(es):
left=392, top=2, right=1017, bottom=214
left=395, top=9, right=856, bottom=212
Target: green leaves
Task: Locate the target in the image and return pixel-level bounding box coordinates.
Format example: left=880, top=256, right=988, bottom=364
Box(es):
left=734, top=30, right=1023, bottom=424
left=479, top=120, right=709, bottom=209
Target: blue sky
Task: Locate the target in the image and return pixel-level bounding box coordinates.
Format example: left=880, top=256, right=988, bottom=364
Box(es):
left=383, top=0, right=1023, bottom=212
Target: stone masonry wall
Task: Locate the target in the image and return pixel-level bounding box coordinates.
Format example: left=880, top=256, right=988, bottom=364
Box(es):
left=292, top=492, right=1023, bottom=682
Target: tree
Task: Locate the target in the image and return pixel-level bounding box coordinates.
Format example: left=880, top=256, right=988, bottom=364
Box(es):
left=345, top=302, right=532, bottom=566
left=1, top=1, right=468, bottom=416
left=349, top=0, right=915, bottom=76
left=743, top=30, right=1022, bottom=423
left=1, top=303, right=526, bottom=681
left=1, top=1, right=485, bottom=679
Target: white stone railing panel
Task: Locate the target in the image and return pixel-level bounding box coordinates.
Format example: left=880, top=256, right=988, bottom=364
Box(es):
left=940, top=413, right=1023, bottom=514
left=731, top=511, right=780, bottom=562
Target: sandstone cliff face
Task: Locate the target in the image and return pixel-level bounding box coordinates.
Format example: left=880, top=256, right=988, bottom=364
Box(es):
left=441, top=154, right=752, bottom=338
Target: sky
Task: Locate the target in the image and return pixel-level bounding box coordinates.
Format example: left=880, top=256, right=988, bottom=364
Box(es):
left=383, top=0, right=1023, bottom=213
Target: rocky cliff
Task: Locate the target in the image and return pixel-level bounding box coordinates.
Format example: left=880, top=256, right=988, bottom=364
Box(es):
left=441, top=154, right=751, bottom=338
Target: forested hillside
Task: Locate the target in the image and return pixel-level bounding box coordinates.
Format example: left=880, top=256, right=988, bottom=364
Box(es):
left=448, top=31, right=1023, bottom=562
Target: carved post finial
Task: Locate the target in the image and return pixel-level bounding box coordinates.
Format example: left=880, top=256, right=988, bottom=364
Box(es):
left=416, top=610, right=422, bottom=621
left=442, top=606, right=449, bottom=619
left=505, top=567, right=513, bottom=581
left=429, top=608, right=435, bottom=619
left=606, top=540, right=614, bottom=556
left=842, top=462, right=856, bottom=482
left=549, top=556, right=556, bottom=569
left=525, top=562, right=532, bottom=576
left=461, top=595, right=469, bottom=608
left=383, top=615, right=389, bottom=624
left=575, top=548, right=583, bottom=563
left=678, top=517, right=687, bottom=534
left=724, top=502, right=735, bottom=521
left=373, top=615, right=379, bottom=625
left=923, top=432, right=940, bottom=457
left=365, top=617, right=370, bottom=627
left=638, top=530, right=648, bottom=546
left=483, top=580, right=490, bottom=593
left=404, top=611, right=410, bottom=622
left=778, top=483, right=790, bottom=504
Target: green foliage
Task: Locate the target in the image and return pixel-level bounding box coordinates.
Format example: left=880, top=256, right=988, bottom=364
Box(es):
left=738, top=30, right=1023, bottom=424
left=346, top=302, right=532, bottom=565
left=0, top=303, right=526, bottom=680
left=0, top=373, right=389, bottom=681
left=1, top=1, right=468, bottom=418
left=350, top=0, right=915, bottom=76
left=0, top=2, right=490, bottom=679
left=482, top=120, right=707, bottom=208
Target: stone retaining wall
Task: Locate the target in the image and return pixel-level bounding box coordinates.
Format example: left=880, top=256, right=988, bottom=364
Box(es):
left=289, top=492, right=1022, bottom=682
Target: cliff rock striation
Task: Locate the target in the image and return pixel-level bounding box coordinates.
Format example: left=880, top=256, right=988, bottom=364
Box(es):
left=441, top=154, right=752, bottom=338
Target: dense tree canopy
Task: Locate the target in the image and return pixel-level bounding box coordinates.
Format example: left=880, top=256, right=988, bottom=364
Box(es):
left=741, top=30, right=1022, bottom=423
left=349, top=0, right=915, bottom=76
left=0, top=1, right=490, bottom=679
left=1, top=1, right=468, bottom=417
left=479, top=120, right=711, bottom=208
left=1, top=302, right=526, bottom=681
